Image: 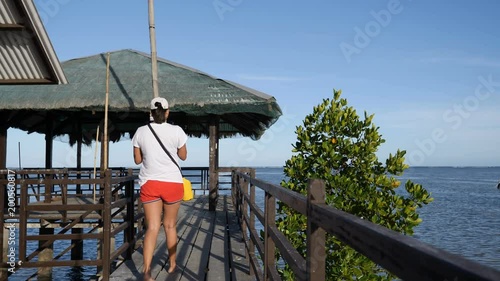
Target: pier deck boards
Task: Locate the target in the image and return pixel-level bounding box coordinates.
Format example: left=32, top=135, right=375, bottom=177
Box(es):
left=108, top=195, right=254, bottom=281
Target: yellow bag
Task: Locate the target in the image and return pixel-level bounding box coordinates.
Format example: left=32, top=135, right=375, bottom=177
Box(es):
left=183, top=178, right=193, bottom=201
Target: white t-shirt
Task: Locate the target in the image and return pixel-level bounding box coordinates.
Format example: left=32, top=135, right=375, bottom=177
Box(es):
left=132, top=122, right=188, bottom=186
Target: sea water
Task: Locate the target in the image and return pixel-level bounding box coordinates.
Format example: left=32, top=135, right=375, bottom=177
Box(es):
left=9, top=166, right=500, bottom=280
left=254, top=166, right=500, bottom=271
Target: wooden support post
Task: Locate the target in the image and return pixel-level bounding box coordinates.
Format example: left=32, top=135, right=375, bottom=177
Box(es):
left=72, top=122, right=83, bottom=261
left=264, top=190, right=276, bottom=281
left=101, top=169, right=112, bottom=280
left=125, top=169, right=134, bottom=260
left=208, top=116, right=219, bottom=211
left=76, top=117, right=82, bottom=195
left=44, top=114, right=53, bottom=203
left=45, top=114, right=53, bottom=170
left=306, top=179, right=326, bottom=281
left=38, top=219, right=53, bottom=280
left=19, top=182, right=27, bottom=264
left=99, top=121, right=110, bottom=174
left=97, top=226, right=102, bottom=274
left=39, top=116, right=54, bottom=280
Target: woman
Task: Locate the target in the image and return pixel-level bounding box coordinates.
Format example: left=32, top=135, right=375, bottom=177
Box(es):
left=132, top=97, right=188, bottom=280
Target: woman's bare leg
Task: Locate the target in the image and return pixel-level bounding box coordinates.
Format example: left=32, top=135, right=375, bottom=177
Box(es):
left=163, top=201, right=181, bottom=273
left=142, top=200, right=163, bottom=280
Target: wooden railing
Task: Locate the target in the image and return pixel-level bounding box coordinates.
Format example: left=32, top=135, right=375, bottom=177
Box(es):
left=231, top=169, right=500, bottom=281
left=19, top=166, right=211, bottom=195
left=0, top=168, right=142, bottom=281
left=0, top=166, right=217, bottom=280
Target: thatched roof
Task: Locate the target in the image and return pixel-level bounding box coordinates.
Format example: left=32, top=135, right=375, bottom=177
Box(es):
left=0, top=49, right=282, bottom=144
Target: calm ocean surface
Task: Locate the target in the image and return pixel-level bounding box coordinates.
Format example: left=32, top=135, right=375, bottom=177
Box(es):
left=253, top=166, right=500, bottom=272
left=11, top=166, right=500, bottom=280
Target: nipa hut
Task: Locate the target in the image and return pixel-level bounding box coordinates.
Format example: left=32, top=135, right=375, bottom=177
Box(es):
left=0, top=49, right=283, bottom=210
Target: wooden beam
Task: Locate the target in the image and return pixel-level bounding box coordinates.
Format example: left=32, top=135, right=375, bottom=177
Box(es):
left=0, top=78, right=55, bottom=85
left=0, top=23, right=25, bottom=30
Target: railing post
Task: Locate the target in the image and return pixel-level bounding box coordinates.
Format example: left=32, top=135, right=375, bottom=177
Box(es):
left=100, top=169, right=112, bottom=281
left=72, top=170, right=84, bottom=260
left=241, top=171, right=250, bottom=270
left=231, top=170, right=236, bottom=206
left=238, top=174, right=245, bottom=218
left=62, top=169, right=68, bottom=223
left=307, top=179, right=326, bottom=281
left=125, top=168, right=134, bottom=260
left=249, top=169, right=256, bottom=277
left=39, top=171, right=53, bottom=280
left=44, top=171, right=52, bottom=203
left=19, top=181, right=26, bottom=259
left=203, top=168, right=208, bottom=195
left=264, top=190, right=276, bottom=281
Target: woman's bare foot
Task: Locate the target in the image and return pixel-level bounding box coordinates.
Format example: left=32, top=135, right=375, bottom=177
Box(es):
left=167, top=263, right=177, bottom=274
left=143, top=271, right=155, bottom=281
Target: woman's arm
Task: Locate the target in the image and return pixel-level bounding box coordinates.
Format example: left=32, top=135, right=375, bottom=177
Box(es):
left=177, top=144, right=187, bottom=161
left=133, top=147, right=143, bottom=164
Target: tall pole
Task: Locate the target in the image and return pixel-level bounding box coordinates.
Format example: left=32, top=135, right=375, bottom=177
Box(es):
left=103, top=53, right=110, bottom=170
left=18, top=141, right=21, bottom=169
left=149, top=0, right=159, bottom=98
left=94, top=126, right=99, bottom=202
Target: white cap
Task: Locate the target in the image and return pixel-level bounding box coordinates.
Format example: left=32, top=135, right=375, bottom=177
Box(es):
left=150, top=97, right=169, bottom=110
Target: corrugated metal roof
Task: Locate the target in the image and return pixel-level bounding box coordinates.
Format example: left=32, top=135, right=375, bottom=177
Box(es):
left=0, top=0, right=67, bottom=84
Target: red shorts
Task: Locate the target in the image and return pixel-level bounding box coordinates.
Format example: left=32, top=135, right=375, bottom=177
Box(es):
left=140, top=180, right=184, bottom=204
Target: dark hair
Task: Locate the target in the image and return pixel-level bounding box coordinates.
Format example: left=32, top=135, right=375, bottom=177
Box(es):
left=151, top=102, right=167, bottom=123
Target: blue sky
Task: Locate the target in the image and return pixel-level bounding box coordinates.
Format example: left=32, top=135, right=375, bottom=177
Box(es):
left=5, top=0, right=500, bottom=168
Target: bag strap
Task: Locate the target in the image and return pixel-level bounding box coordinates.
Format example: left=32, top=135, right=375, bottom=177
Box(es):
left=147, top=123, right=183, bottom=176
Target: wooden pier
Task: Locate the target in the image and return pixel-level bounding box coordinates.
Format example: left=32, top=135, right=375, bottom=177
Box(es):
left=2, top=167, right=500, bottom=281
left=107, top=195, right=252, bottom=281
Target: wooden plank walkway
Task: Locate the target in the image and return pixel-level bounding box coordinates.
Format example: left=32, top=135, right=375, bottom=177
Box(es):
left=108, top=195, right=254, bottom=281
